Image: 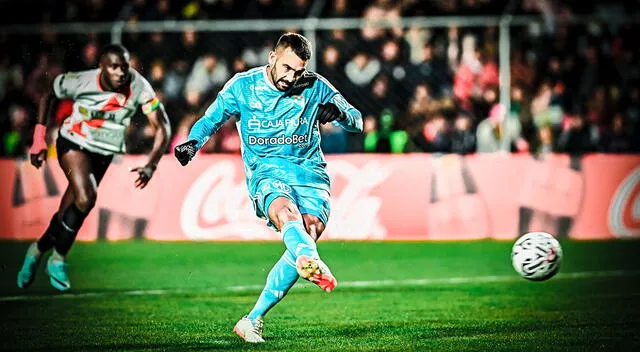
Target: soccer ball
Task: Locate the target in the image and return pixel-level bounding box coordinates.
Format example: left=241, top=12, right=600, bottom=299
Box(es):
left=511, top=232, right=562, bottom=281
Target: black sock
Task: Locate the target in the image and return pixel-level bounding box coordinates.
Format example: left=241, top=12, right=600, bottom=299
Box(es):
left=518, top=207, right=533, bottom=234
left=133, top=217, right=148, bottom=240
left=55, top=204, right=89, bottom=256
left=97, top=208, right=111, bottom=241
left=556, top=216, right=573, bottom=238
left=37, top=213, right=62, bottom=253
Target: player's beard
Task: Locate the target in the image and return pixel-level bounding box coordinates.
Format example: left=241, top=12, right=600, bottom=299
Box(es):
left=269, top=66, right=291, bottom=92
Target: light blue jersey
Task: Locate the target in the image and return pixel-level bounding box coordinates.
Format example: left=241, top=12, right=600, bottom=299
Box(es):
left=188, top=66, right=362, bottom=227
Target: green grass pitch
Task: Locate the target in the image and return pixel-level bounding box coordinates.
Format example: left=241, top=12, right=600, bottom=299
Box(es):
left=1, top=240, right=639, bottom=351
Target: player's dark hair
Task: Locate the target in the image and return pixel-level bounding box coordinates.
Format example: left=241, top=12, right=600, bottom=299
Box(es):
left=100, top=43, right=129, bottom=60
left=275, top=33, right=312, bottom=61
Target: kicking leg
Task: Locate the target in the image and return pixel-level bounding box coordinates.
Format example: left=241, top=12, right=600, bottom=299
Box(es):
left=295, top=214, right=335, bottom=292
left=268, top=197, right=336, bottom=292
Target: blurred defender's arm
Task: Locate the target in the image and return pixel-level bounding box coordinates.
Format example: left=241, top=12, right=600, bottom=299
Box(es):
left=143, top=104, right=171, bottom=169
left=30, top=87, right=60, bottom=168
left=131, top=103, right=172, bottom=188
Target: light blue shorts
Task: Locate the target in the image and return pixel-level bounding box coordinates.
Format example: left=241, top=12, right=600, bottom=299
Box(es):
left=251, top=178, right=330, bottom=231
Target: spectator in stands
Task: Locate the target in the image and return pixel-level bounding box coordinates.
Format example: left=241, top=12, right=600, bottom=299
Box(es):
left=345, top=52, right=380, bottom=88
left=379, top=39, right=412, bottom=102
left=323, top=29, right=355, bottom=65
left=406, top=83, right=432, bottom=128
left=476, top=103, right=528, bottom=153
left=281, top=0, right=312, bottom=18
left=232, top=58, right=248, bottom=74
left=176, top=28, right=203, bottom=68
left=245, top=0, right=278, bottom=19
left=128, top=54, right=143, bottom=74
left=510, top=50, right=535, bottom=89
left=241, top=39, right=272, bottom=68
left=361, top=0, right=403, bottom=47
left=531, top=79, right=563, bottom=128
left=411, top=43, right=451, bottom=98
left=25, top=53, right=63, bottom=106
left=599, top=112, right=633, bottom=153
left=144, top=0, right=175, bottom=21
left=139, top=32, right=169, bottom=72
left=148, top=60, right=166, bottom=90
left=78, top=41, right=100, bottom=71
left=185, top=53, right=230, bottom=106
left=577, top=44, right=601, bottom=104
left=318, top=45, right=344, bottom=87
left=1, top=0, right=639, bottom=156
left=412, top=113, right=450, bottom=153
left=405, top=26, right=430, bottom=65
left=364, top=109, right=408, bottom=153
left=531, top=124, right=555, bottom=159
left=556, top=108, right=600, bottom=155
left=450, top=113, right=476, bottom=155
left=453, top=36, right=483, bottom=111
left=1, top=104, right=30, bottom=156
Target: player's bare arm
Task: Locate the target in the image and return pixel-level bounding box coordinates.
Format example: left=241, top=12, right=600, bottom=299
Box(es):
left=131, top=104, right=171, bottom=189
left=30, top=89, right=59, bottom=169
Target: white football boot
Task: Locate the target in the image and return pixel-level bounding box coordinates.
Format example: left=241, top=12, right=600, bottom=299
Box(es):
left=233, top=316, right=265, bottom=343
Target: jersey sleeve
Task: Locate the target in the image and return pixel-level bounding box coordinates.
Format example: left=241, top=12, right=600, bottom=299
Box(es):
left=316, top=74, right=363, bottom=133
left=187, top=74, right=241, bottom=150
left=52, top=72, right=84, bottom=99
left=136, top=75, right=161, bottom=114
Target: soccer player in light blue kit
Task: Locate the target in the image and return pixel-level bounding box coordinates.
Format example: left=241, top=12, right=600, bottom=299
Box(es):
left=174, top=33, right=362, bottom=343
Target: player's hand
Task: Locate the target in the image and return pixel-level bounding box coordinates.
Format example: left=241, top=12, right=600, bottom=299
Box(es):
left=130, top=164, right=156, bottom=189
left=30, top=150, right=47, bottom=169
left=174, top=140, right=197, bottom=166
left=30, top=123, right=48, bottom=169
left=317, top=103, right=345, bottom=124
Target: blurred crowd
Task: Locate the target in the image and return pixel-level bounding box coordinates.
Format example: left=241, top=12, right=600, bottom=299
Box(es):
left=1, top=0, right=639, bottom=157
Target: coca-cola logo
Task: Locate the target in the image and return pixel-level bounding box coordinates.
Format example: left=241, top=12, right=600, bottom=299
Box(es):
left=323, top=160, right=391, bottom=240
left=608, top=166, right=640, bottom=238
left=180, top=160, right=276, bottom=240
left=180, top=159, right=391, bottom=241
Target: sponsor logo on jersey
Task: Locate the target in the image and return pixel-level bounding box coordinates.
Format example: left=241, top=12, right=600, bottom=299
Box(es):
left=247, top=116, right=308, bottom=132
left=78, top=106, right=117, bottom=120
left=248, top=134, right=308, bottom=146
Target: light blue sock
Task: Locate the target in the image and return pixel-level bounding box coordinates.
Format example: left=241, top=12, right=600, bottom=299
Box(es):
left=281, top=220, right=318, bottom=259
left=248, top=250, right=299, bottom=320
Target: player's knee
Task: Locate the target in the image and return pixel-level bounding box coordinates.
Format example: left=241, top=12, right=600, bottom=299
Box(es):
left=270, top=200, right=302, bottom=230
left=75, top=190, right=97, bottom=213
left=276, top=205, right=301, bottom=225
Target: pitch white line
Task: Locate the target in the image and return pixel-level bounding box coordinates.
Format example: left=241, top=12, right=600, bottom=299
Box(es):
left=1, top=270, right=638, bottom=302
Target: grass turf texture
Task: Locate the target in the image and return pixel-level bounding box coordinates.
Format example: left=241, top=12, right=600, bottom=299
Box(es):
left=1, top=240, right=639, bottom=351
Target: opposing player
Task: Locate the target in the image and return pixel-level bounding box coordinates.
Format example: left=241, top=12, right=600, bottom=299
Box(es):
left=17, top=44, right=171, bottom=292
left=174, top=33, right=362, bottom=343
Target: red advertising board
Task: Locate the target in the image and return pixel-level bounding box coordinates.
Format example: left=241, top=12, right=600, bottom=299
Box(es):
left=1, top=153, right=638, bottom=241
